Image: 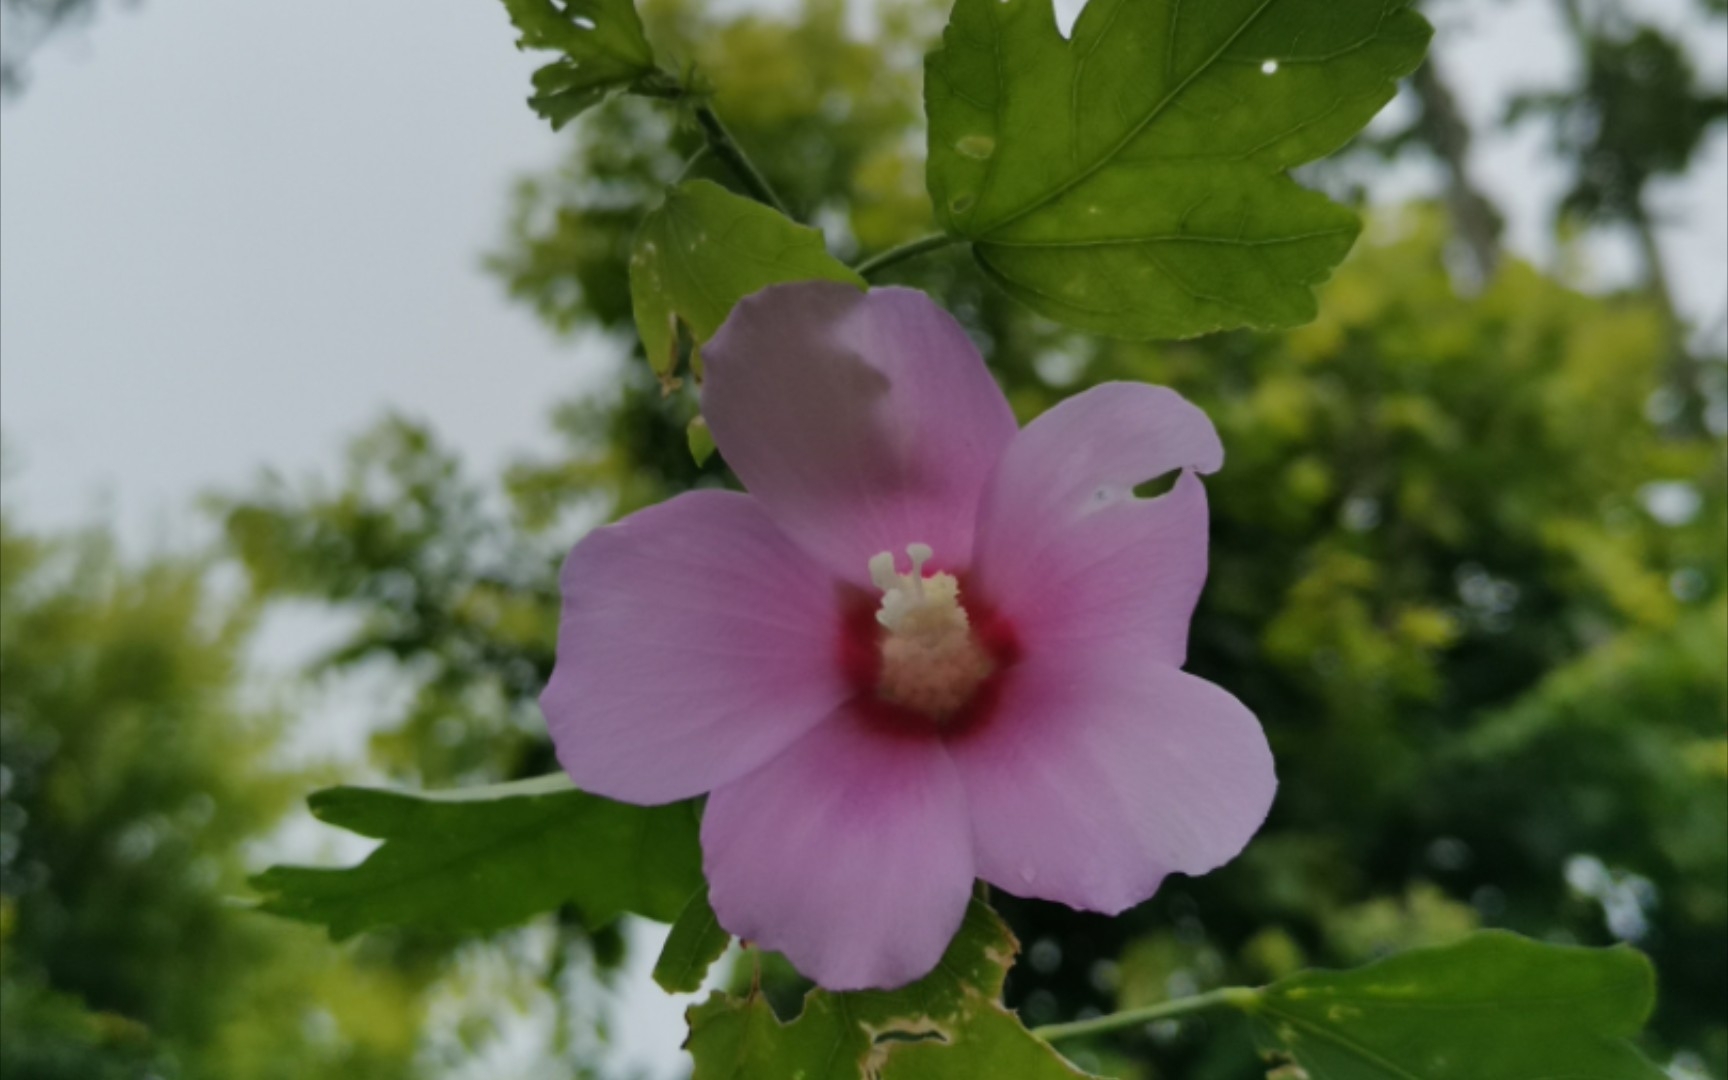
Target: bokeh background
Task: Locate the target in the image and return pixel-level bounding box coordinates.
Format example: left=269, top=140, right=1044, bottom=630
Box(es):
left=2, top=0, right=1724, bottom=1077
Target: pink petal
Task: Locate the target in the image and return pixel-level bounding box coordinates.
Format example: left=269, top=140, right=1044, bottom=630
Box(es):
left=702, top=707, right=975, bottom=990
left=951, top=657, right=1274, bottom=913
left=702, top=283, right=1018, bottom=585
left=541, top=490, right=850, bottom=805
left=972, top=382, right=1222, bottom=667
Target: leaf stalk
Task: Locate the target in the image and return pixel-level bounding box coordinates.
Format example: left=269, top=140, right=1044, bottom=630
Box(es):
left=855, top=233, right=961, bottom=278
left=693, top=105, right=790, bottom=218
left=1032, top=986, right=1259, bottom=1043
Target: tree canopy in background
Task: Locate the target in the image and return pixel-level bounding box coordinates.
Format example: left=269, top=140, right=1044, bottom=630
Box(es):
left=2, top=0, right=1724, bottom=1076
left=0, top=512, right=433, bottom=1079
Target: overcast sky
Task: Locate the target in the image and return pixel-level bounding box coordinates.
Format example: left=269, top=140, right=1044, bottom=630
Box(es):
left=1, top=0, right=1723, bottom=1076
left=0, top=0, right=606, bottom=547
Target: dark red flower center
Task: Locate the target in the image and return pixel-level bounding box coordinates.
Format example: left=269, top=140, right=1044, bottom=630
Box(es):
left=836, top=547, right=1020, bottom=740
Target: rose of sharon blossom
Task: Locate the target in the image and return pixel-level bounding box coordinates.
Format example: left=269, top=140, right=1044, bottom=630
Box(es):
left=542, top=283, right=1275, bottom=991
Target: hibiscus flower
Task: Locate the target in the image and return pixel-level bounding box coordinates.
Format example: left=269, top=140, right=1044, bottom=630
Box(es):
left=542, top=282, right=1275, bottom=991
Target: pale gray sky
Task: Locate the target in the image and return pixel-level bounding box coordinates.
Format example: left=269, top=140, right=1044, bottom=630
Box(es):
left=1419, top=0, right=1726, bottom=338
left=1, top=1, right=1723, bottom=1077
left=1, top=0, right=607, bottom=546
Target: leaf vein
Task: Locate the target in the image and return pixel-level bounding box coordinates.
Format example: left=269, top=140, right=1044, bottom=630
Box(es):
left=982, top=0, right=1282, bottom=235
left=983, top=226, right=1355, bottom=250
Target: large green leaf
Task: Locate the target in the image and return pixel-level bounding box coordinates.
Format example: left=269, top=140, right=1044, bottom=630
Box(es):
left=924, top=0, right=1430, bottom=338
left=252, top=773, right=702, bottom=938
left=1248, top=931, right=1665, bottom=1079
left=686, top=901, right=1097, bottom=1079
left=497, top=0, right=669, bottom=129
left=629, top=179, right=864, bottom=388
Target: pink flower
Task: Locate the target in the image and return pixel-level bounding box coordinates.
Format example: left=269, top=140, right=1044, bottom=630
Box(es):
left=542, top=283, right=1275, bottom=991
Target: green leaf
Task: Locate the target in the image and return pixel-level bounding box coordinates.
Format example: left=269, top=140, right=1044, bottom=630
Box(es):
left=1248, top=930, right=1664, bottom=1079
left=880, top=1008, right=1103, bottom=1079
left=252, top=774, right=702, bottom=939
left=686, top=901, right=1098, bottom=1080
left=629, top=180, right=864, bottom=388
left=653, top=884, right=731, bottom=994
left=497, top=0, right=666, bottom=129
left=924, top=0, right=1431, bottom=338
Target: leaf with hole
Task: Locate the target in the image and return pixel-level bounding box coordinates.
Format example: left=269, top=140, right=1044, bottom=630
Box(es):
left=686, top=901, right=1097, bottom=1079
left=497, top=0, right=669, bottom=129
left=925, top=0, right=1430, bottom=338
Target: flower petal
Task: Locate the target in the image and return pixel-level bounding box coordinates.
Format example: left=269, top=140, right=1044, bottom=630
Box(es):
left=702, top=283, right=1018, bottom=584
left=542, top=490, right=850, bottom=805
left=703, top=708, right=975, bottom=990
left=951, top=658, right=1274, bottom=913
left=972, top=382, right=1222, bottom=667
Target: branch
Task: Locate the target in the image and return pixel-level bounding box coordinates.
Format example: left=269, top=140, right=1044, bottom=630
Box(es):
left=1410, top=58, right=1502, bottom=283
left=693, top=106, right=790, bottom=218
left=855, top=234, right=962, bottom=279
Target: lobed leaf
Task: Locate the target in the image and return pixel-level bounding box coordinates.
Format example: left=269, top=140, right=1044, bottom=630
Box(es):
left=629, top=180, right=864, bottom=388
left=686, top=901, right=1098, bottom=1080
left=1247, top=930, right=1665, bottom=1079
left=252, top=773, right=702, bottom=939
left=497, top=0, right=666, bottom=129
left=924, top=0, right=1431, bottom=338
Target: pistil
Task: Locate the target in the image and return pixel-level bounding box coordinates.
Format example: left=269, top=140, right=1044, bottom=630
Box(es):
left=867, top=544, right=995, bottom=720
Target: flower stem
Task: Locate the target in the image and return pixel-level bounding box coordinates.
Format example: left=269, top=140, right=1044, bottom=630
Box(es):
left=693, top=105, right=790, bottom=217
left=855, top=233, right=961, bottom=279
left=1032, top=986, right=1259, bottom=1043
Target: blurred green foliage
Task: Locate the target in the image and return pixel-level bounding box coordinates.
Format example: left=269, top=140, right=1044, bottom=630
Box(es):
left=0, top=513, right=432, bottom=1078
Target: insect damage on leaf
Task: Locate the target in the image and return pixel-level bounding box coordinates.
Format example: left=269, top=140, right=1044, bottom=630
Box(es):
left=497, top=0, right=675, bottom=129
left=685, top=901, right=1101, bottom=1080
left=924, top=0, right=1431, bottom=339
